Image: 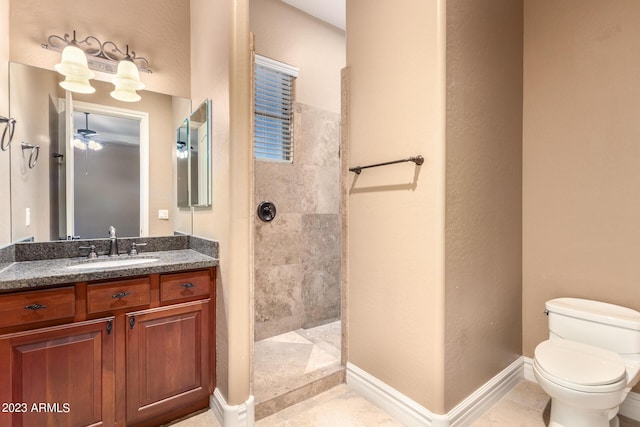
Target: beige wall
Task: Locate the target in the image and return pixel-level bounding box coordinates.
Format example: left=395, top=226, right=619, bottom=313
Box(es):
left=346, top=0, right=447, bottom=412
left=9, top=0, right=190, bottom=98
left=74, top=143, right=139, bottom=238
left=0, top=0, right=10, bottom=245
left=444, top=0, right=522, bottom=411
left=190, top=0, right=252, bottom=405
left=250, top=0, right=345, bottom=113
left=523, top=0, right=640, bottom=389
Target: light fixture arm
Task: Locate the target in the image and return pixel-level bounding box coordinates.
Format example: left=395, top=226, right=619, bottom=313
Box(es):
left=42, top=31, right=152, bottom=74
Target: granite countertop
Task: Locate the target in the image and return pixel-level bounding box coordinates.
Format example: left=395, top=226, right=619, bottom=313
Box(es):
left=0, top=237, right=219, bottom=293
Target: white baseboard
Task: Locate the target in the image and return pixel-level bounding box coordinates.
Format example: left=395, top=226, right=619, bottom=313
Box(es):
left=211, top=388, right=255, bottom=427
left=523, top=356, right=640, bottom=422
left=523, top=356, right=535, bottom=382
left=346, top=357, right=524, bottom=427
left=448, top=357, right=524, bottom=426
left=621, top=391, right=640, bottom=421
left=346, top=362, right=436, bottom=427
left=207, top=356, right=638, bottom=425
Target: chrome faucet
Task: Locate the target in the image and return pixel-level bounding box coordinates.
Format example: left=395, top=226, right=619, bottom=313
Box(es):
left=108, top=226, right=119, bottom=257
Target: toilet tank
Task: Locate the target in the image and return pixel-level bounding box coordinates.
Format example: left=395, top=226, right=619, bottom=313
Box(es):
left=546, top=298, right=640, bottom=355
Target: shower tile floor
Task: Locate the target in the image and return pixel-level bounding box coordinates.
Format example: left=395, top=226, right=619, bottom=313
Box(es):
left=254, top=320, right=342, bottom=405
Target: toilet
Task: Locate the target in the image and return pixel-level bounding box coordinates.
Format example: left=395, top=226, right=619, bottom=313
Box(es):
left=533, top=298, right=640, bottom=427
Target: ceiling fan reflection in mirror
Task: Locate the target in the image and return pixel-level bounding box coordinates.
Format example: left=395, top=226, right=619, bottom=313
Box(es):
left=176, top=140, right=189, bottom=159
left=73, top=112, right=103, bottom=151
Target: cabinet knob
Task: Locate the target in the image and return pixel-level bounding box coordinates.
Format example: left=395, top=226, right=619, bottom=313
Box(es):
left=180, top=283, right=195, bottom=289
left=24, top=303, right=47, bottom=311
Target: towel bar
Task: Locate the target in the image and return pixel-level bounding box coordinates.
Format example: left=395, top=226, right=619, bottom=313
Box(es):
left=349, top=155, right=424, bottom=175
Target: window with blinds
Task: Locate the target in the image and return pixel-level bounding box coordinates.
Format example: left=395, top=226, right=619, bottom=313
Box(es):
left=254, top=55, right=299, bottom=162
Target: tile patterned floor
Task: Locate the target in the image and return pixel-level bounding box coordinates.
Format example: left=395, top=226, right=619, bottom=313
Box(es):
left=472, top=380, right=640, bottom=427
left=254, top=321, right=342, bottom=405
left=170, top=379, right=640, bottom=427
left=165, top=384, right=402, bottom=427
left=472, top=380, right=551, bottom=426
left=256, top=384, right=403, bottom=426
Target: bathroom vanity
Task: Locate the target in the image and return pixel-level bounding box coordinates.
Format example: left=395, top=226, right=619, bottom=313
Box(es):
left=0, top=236, right=218, bottom=427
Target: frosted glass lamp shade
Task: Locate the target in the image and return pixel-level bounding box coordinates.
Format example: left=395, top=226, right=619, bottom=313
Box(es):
left=59, top=73, right=96, bottom=94
left=73, top=138, right=87, bottom=150
left=73, top=138, right=103, bottom=151
left=110, top=59, right=144, bottom=102
left=87, top=140, right=103, bottom=150
left=55, top=44, right=95, bottom=94
left=110, top=87, right=141, bottom=102
left=54, top=45, right=95, bottom=79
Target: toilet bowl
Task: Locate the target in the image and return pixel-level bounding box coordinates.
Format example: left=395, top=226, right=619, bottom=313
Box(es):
left=533, top=298, right=640, bottom=427
left=533, top=339, right=629, bottom=427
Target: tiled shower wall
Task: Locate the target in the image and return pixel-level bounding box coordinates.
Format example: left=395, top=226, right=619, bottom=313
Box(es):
left=254, top=102, right=341, bottom=341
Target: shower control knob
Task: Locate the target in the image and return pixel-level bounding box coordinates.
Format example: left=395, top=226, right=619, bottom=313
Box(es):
left=257, top=201, right=276, bottom=222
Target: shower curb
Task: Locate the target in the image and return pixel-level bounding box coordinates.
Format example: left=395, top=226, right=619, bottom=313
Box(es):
left=254, top=367, right=345, bottom=420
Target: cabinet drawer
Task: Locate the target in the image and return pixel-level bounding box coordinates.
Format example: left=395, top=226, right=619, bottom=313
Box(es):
left=0, top=287, right=75, bottom=329
left=87, top=277, right=150, bottom=314
left=160, top=270, right=210, bottom=302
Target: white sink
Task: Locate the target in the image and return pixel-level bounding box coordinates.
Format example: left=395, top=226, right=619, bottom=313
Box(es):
left=66, top=258, right=159, bottom=270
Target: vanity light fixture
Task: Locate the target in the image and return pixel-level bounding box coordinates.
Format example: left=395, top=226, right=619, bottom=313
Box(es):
left=52, top=31, right=95, bottom=94
left=42, top=31, right=151, bottom=101
left=111, top=47, right=145, bottom=103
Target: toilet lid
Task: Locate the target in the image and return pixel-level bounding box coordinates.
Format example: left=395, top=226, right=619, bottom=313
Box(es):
left=535, top=340, right=626, bottom=386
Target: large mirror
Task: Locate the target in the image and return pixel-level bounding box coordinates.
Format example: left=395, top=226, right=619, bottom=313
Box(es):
left=177, top=99, right=211, bottom=208
left=8, top=62, right=193, bottom=242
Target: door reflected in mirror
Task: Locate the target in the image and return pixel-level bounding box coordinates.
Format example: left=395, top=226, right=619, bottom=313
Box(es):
left=72, top=107, right=141, bottom=239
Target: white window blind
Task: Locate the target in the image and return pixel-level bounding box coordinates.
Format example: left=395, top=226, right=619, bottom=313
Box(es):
left=254, top=55, right=299, bottom=161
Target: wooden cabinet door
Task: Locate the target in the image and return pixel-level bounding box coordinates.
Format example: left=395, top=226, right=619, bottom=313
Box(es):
left=0, top=318, right=115, bottom=427
left=126, top=299, right=210, bottom=425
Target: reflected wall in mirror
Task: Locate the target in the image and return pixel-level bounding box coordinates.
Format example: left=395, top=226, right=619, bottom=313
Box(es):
left=8, top=62, right=192, bottom=242
left=176, top=119, right=189, bottom=207
left=189, top=99, right=211, bottom=207
left=176, top=99, right=211, bottom=207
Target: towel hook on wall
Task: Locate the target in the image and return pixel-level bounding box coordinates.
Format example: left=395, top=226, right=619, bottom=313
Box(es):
left=21, top=142, right=40, bottom=169
left=1, top=115, right=16, bottom=151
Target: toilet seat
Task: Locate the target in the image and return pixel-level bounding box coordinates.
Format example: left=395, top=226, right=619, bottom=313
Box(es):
left=534, top=339, right=627, bottom=393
